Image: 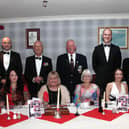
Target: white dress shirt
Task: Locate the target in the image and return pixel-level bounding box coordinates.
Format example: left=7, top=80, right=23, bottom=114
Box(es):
left=68, top=53, right=76, bottom=67
left=35, top=56, right=42, bottom=76
left=103, top=43, right=111, bottom=62
left=3, top=50, right=11, bottom=71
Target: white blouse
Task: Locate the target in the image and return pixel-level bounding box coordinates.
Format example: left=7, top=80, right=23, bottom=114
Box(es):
left=110, top=82, right=126, bottom=98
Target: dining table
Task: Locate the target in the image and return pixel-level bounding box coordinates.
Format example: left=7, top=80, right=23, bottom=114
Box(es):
left=0, top=103, right=129, bottom=129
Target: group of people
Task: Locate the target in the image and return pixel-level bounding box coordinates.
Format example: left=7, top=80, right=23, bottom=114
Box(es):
left=0, top=27, right=129, bottom=108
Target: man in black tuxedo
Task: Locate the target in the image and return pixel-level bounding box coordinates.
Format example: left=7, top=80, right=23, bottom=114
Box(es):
left=92, top=28, right=121, bottom=103
left=0, top=37, right=22, bottom=86
left=24, top=40, right=52, bottom=98
left=123, top=58, right=129, bottom=88
left=56, top=40, right=88, bottom=101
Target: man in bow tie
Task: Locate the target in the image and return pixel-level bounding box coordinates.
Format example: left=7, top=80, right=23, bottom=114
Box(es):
left=92, top=28, right=121, bottom=106
left=0, top=37, right=22, bottom=86
left=56, top=40, right=87, bottom=101
left=24, top=40, right=52, bottom=98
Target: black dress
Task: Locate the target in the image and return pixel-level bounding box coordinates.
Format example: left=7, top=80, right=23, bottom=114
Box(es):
left=47, top=86, right=61, bottom=105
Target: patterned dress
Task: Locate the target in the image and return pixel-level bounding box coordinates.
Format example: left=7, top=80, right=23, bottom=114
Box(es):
left=74, top=83, right=99, bottom=104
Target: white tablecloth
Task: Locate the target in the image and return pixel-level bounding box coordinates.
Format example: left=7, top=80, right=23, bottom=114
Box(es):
left=0, top=105, right=129, bottom=129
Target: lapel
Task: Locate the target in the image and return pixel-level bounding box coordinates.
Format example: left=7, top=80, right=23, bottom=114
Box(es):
left=0, top=52, right=3, bottom=63
left=39, top=56, right=44, bottom=76
left=101, top=43, right=113, bottom=63
left=100, top=44, right=107, bottom=63
left=65, top=54, right=70, bottom=64
left=7, top=51, right=12, bottom=72
left=75, top=54, right=79, bottom=69
left=32, top=56, right=37, bottom=76
left=0, top=51, right=11, bottom=72
left=108, top=44, right=113, bottom=63
left=0, top=52, right=6, bottom=72
left=65, top=53, right=74, bottom=71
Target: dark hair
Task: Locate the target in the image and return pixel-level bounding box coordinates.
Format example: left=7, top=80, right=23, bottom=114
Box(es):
left=113, top=68, right=123, bottom=81
left=4, top=70, right=24, bottom=96
left=114, top=68, right=123, bottom=75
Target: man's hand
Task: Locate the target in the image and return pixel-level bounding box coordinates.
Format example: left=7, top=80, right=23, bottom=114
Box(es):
left=1, top=79, right=6, bottom=85
left=33, top=76, right=43, bottom=84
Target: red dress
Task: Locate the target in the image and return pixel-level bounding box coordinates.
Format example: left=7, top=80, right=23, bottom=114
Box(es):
left=7, top=85, right=30, bottom=106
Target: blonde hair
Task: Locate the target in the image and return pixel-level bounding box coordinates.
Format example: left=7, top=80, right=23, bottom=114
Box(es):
left=81, top=69, right=92, bottom=82
left=47, top=71, right=61, bottom=86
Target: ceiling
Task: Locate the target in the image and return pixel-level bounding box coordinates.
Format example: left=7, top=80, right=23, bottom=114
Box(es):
left=0, top=0, right=129, bottom=19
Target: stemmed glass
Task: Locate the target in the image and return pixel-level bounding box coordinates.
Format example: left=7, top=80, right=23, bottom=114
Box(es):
left=12, top=93, right=24, bottom=119
left=73, top=95, right=80, bottom=116
left=75, top=103, right=80, bottom=116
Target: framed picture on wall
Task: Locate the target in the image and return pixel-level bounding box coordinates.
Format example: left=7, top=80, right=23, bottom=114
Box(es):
left=98, top=27, right=128, bottom=49
left=26, top=28, right=40, bottom=48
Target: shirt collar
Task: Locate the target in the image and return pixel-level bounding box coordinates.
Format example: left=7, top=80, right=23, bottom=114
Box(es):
left=68, top=52, right=76, bottom=57
left=35, top=55, right=42, bottom=58
left=103, top=42, right=111, bottom=46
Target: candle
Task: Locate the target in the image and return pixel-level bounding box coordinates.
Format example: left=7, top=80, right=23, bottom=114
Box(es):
left=57, top=87, right=60, bottom=110
left=102, top=92, right=105, bottom=110
left=103, top=92, right=105, bottom=103
left=6, top=94, right=10, bottom=115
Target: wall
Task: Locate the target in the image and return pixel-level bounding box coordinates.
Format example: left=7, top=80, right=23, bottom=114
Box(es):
left=0, top=17, right=129, bottom=73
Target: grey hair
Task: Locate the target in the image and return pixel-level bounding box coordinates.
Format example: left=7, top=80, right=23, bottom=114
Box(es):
left=81, top=69, right=92, bottom=82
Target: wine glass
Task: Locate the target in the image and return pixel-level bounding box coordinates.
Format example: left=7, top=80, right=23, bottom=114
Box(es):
left=73, top=95, right=80, bottom=116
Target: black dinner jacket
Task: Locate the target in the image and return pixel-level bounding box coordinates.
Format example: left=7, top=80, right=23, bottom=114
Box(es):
left=0, top=51, right=23, bottom=80
left=56, top=53, right=88, bottom=87
left=122, top=58, right=129, bottom=88
left=24, top=55, right=52, bottom=85
left=92, top=44, right=121, bottom=88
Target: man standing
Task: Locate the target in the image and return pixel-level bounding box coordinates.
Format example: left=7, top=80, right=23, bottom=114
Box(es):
left=122, top=58, right=129, bottom=89
left=92, top=28, right=122, bottom=103
left=56, top=40, right=88, bottom=101
left=24, top=40, right=52, bottom=98
left=0, top=37, right=22, bottom=85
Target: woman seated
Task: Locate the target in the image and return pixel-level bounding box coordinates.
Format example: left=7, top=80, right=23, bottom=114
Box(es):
left=0, top=70, right=30, bottom=106
left=38, top=71, right=70, bottom=105
left=74, top=69, right=99, bottom=106
left=106, top=68, right=128, bottom=103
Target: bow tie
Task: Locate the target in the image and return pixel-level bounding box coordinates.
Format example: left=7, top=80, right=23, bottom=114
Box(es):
left=104, top=44, right=111, bottom=47
left=35, top=57, right=41, bottom=60
left=2, top=51, right=10, bottom=55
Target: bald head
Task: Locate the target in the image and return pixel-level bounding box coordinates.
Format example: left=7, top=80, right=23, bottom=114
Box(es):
left=2, top=37, right=12, bottom=51
left=33, top=40, right=43, bottom=56
left=102, top=28, right=112, bottom=44
left=66, top=40, right=76, bottom=54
